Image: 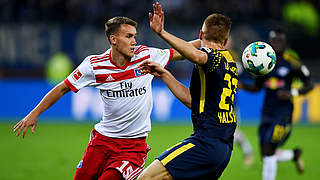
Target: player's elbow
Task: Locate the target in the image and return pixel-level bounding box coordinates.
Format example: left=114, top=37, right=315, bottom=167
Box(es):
left=181, top=96, right=192, bottom=109
left=137, top=170, right=161, bottom=180
left=185, top=102, right=192, bottom=109
left=137, top=173, right=149, bottom=180
left=188, top=51, right=207, bottom=65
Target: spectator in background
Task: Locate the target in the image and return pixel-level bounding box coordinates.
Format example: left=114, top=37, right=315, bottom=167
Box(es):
left=45, top=52, right=73, bottom=85
left=283, top=0, right=319, bottom=36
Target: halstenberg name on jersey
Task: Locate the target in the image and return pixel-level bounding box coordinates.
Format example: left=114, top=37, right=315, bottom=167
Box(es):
left=218, top=111, right=236, bottom=123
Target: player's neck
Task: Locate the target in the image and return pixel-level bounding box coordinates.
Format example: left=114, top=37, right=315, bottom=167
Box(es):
left=110, top=48, right=131, bottom=67
left=201, top=40, right=225, bottom=50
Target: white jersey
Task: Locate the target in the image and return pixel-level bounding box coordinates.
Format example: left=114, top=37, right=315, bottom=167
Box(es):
left=65, top=45, right=173, bottom=138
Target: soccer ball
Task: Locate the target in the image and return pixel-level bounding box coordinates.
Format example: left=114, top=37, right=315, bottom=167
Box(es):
left=241, top=41, right=276, bottom=76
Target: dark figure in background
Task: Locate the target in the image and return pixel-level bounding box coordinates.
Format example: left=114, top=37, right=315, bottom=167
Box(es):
left=240, top=28, right=314, bottom=180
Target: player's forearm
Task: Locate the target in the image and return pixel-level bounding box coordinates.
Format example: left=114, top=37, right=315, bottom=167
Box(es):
left=160, top=71, right=192, bottom=109
left=158, top=30, right=206, bottom=64
left=31, top=82, right=70, bottom=116
left=171, top=39, right=201, bottom=61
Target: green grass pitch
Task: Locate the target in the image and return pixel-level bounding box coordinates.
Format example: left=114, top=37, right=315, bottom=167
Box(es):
left=1, top=122, right=319, bottom=179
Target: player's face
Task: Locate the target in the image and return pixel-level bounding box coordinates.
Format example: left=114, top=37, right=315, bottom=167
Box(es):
left=113, top=24, right=137, bottom=58
left=269, top=32, right=286, bottom=54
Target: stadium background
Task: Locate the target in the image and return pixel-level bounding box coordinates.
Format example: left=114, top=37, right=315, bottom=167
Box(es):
left=1, top=0, right=320, bottom=179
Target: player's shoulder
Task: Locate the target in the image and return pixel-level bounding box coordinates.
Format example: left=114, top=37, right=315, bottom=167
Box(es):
left=219, top=50, right=235, bottom=63
left=139, top=45, right=173, bottom=60
left=134, top=45, right=150, bottom=55
left=86, top=49, right=111, bottom=65
left=201, top=47, right=235, bottom=63
left=283, top=48, right=302, bottom=69
left=200, top=47, right=220, bottom=61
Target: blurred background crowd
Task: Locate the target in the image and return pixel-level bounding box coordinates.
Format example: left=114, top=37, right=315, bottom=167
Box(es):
left=0, top=0, right=319, bottom=80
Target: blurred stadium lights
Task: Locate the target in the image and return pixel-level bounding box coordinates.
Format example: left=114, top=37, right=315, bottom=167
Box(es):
left=0, top=0, right=318, bottom=78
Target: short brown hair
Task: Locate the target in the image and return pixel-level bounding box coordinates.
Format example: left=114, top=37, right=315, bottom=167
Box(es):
left=202, top=13, right=231, bottom=44
left=105, top=17, right=138, bottom=43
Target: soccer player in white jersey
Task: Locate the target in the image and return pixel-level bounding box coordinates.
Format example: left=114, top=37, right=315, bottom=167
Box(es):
left=13, top=17, right=200, bottom=180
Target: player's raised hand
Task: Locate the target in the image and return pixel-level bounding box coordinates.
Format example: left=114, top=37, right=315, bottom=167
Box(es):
left=139, top=60, right=167, bottom=77
left=149, top=2, right=164, bottom=34
left=13, top=112, right=38, bottom=138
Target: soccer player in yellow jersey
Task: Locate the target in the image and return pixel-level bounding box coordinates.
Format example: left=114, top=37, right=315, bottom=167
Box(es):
left=138, top=3, right=237, bottom=180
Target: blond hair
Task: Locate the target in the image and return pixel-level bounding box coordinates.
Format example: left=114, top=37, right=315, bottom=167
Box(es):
left=202, top=14, right=231, bottom=45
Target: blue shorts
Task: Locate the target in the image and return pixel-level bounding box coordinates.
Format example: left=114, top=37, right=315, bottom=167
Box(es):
left=157, top=136, right=231, bottom=180
left=259, top=120, right=292, bottom=147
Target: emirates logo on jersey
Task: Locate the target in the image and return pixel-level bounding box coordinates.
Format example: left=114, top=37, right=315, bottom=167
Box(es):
left=72, top=69, right=82, bottom=81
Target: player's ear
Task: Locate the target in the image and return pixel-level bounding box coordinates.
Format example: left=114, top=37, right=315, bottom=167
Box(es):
left=223, top=37, right=229, bottom=47
left=109, top=35, right=117, bottom=46
left=199, top=30, right=203, bottom=40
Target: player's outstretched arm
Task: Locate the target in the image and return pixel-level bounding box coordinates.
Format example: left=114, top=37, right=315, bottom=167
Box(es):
left=139, top=61, right=191, bottom=109
left=171, top=39, right=201, bottom=61
left=149, top=3, right=207, bottom=65
left=13, top=82, right=71, bottom=138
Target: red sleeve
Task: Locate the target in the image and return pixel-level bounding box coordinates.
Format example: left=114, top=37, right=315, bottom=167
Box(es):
left=64, top=78, right=79, bottom=93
